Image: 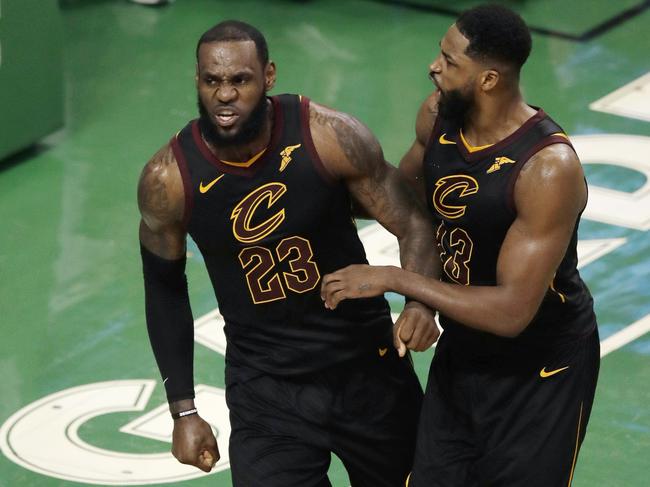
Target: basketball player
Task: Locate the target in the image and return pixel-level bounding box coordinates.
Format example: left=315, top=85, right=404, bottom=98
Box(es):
left=321, top=5, right=600, bottom=486
left=138, top=20, right=439, bottom=486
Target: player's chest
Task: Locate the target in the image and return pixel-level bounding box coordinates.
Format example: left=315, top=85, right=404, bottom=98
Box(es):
left=423, top=149, right=518, bottom=226
left=189, top=160, right=338, bottom=246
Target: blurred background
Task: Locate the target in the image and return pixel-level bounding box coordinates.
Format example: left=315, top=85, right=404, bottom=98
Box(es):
left=0, top=0, right=649, bottom=485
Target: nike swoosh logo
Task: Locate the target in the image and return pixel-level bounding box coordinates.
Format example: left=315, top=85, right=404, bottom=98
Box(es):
left=199, top=174, right=225, bottom=194
left=378, top=347, right=388, bottom=357
left=439, top=133, right=456, bottom=145
left=540, top=366, right=569, bottom=378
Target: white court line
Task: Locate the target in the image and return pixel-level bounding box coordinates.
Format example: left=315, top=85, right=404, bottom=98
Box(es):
left=600, top=313, right=650, bottom=358
left=589, top=71, right=650, bottom=122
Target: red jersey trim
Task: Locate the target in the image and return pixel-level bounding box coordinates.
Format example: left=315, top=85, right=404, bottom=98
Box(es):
left=459, top=109, right=547, bottom=163
left=299, top=95, right=337, bottom=185
left=505, top=135, right=576, bottom=215
left=426, top=115, right=442, bottom=154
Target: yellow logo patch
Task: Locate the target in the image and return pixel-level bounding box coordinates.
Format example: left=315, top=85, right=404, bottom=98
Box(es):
left=279, top=144, right=301, bottom=172
left=438, top=133, right=456, bottom=145
left=199, top=174, right=225, bottom=194
left=539, top=366, right=570, bottom=378
left=486, top=156, right=516, bottom=174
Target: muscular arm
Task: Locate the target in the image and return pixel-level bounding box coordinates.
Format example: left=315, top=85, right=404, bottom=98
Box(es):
left=349, top=95, right=436, bottom=220
left=311, top=102, right=441, bottom=351
left=323, top=144, right=587, bottom=338
left=398, top=93, right=443, bottom=281
left=138, top=143, right=193, bottom=404
left=139, top=144, right=186, bottom=259
left=309, top=103, right=438, bottom=279
left=399, top=92, right=440, bottom=207
left=138, top=144, right=219, bottom=471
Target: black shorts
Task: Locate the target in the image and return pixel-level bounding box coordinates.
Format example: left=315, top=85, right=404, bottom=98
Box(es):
left=226, top=347, right=423, bottom=487
left=409, top=327, right=600, bottom=487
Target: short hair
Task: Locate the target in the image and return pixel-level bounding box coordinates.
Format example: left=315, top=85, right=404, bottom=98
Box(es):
left=456, top=4, right=532, bottom=72
left=196, top=20, right=269, bottom=66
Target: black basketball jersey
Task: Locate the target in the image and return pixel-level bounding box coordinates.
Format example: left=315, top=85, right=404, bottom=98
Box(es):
left=423, top=109, right=596, bottom=351
left=171, top=94, right=392, bottom=375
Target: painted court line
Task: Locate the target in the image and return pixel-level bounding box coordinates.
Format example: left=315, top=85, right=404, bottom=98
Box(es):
left=589, top=71, right=650, bottom=122
left=600, top=313, right=650, bottom=357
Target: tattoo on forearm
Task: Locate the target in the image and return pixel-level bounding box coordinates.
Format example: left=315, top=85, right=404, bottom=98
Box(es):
left=311, top=107, right=435, bottom=275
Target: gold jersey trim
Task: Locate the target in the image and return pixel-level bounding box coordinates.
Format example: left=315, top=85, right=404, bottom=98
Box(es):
left=221, top=147, right=267, bottom=167
left=567, top=402, right=584, bottom=486
left=460, top=129, right=494, bottom=153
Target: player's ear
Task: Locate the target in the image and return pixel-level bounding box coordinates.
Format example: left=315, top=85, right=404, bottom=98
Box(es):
left=195, top=64, right=200, bottom=88
left=264, top=61, right=277, bottom=91
left=480, top=69, right=499, bottom=92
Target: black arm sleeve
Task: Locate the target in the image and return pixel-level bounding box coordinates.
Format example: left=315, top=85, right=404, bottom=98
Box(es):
left=141, top=244, right=195, bottom=402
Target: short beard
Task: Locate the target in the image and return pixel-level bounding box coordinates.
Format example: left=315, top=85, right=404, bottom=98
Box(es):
left=197, top=93, right=269, bottom=148
left=438, top=87, right=474, bottom=127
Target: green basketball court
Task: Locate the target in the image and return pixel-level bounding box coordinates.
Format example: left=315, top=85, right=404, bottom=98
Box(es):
left=1, top=0, right=648, bottom=485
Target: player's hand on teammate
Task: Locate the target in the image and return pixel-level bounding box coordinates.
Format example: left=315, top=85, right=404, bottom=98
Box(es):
left=321, top=265, right=439, bottom=355
left=171, top=414, right=220, bottom=472
left=393, top=301, right=439, bottom=356
left=320, top=264, right=391, bottom=308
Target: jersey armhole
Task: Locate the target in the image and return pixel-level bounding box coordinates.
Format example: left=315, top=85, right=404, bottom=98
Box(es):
left=299, top=95, right=337, bottom=185
left=505, top=136, right=576, bottom=215
left=424, top=115, right=441, bottom=154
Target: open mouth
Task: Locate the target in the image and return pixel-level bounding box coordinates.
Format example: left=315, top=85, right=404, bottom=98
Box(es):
left=214, top=111, right=239, bottom=128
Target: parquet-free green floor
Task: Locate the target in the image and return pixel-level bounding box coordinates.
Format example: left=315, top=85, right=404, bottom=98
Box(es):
left=1, top=1, right=649, bottom=485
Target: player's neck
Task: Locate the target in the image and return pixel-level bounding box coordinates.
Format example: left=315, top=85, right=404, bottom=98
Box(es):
left=462, top=94, right=536, bottom=147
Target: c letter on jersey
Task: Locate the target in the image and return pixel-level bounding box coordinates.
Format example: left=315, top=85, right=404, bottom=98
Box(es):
left=432, top=175, right=479, bottom=220
left=231, top=183, right=287, bottom=244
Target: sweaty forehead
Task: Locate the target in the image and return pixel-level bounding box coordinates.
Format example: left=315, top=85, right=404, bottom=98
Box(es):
left=197, top=40, right=261, bottom=73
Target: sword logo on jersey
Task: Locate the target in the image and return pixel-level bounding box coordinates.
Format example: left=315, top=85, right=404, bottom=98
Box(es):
left=279, top=143, right=302, bottom=172
left=486, top=156, right=516, bottom=174
left=432, top=175, right=479, bottom=219
left=231, top=182, right=287, bottom=244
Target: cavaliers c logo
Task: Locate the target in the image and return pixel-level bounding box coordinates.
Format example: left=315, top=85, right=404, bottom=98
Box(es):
left=432, top=175, right=479, bottom=219
left=231, top=182, right=287, bottom=243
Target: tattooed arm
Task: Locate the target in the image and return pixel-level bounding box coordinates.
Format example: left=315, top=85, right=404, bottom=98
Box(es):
left=138, top=144, right=186, bottom=259
left=137, top=144, right=219, bottom=472
left=310, top=102, right=440, bottom=352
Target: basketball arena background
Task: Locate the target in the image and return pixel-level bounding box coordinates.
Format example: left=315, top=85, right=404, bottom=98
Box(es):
left=0, top=0, right=648, bottom=485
